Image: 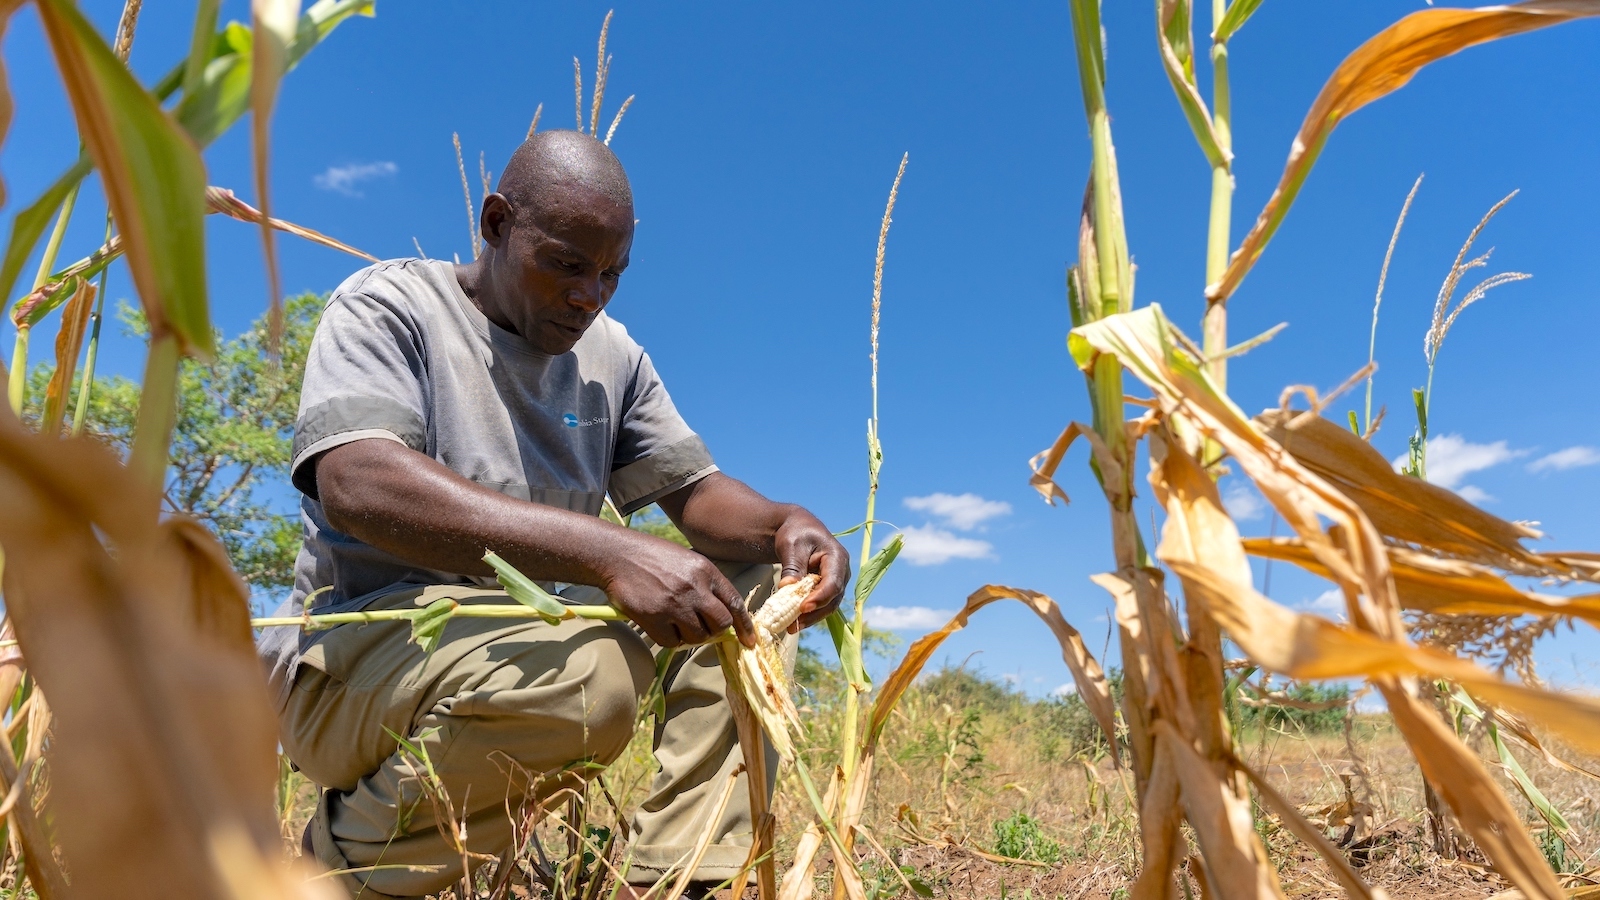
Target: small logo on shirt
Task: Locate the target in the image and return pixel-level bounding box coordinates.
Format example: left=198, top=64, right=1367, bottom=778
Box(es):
left=563, top=413, right=608, bottom=428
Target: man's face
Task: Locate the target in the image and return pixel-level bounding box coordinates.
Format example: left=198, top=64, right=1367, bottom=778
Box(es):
left=488, top=188, right=634, bottom=355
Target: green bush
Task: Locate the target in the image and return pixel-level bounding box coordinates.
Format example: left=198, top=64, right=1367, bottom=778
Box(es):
left=991, top=811, right=1061, bottom=865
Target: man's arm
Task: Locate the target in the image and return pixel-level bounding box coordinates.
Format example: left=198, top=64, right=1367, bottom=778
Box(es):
left=656, top=472, right=851, bottom=630
left=314, top=438, right=758, bottom=648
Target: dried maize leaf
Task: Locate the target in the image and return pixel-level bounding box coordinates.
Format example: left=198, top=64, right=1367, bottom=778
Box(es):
left=1255, top=409, right=1548, bottom=568
left=41, top=275, right=95, bottom=433
left=0, top=408, right=294, bottom=899
left=1382, top=682, right=1565, bottom=900
left=1154, top=721, right=1284, bottom=900
left=867, top=583, right=1116, bottom=748
left=1244, top=537, right=1600, bottom=625
left=1210, top=0, right=1600, bottom=303
left=1071, top=305, right=1403, bottom=638
left=1129, top=736, right=1183, bottom=900
left=1094, top=572, right=1156, bottom=788
left=205, top=186, right=376, bottom=261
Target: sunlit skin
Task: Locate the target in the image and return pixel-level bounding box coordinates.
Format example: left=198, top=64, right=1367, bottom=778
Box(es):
left=313, top=132, right=849, bottom=658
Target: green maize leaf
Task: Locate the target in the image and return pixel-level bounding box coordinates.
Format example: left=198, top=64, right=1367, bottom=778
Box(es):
left=1214, top=0, right=1265, bottom=43
left=483, top=550, right=569, bottom=625
left=182, top=0, right=222, bottom=101
left=37, top=0, right=212, bottom=357
left=825, top=609, right=869, bottom=691
left=5, top=0, right=371, bottom=317
left=854, top=532, right=902, bottom=608
left=409, top=597, right=458, bottom=656
left=251, top=0, right=302, bottom=343
left=1347, top=410, right=1360, bottom=435
left=1158, top=0, right=1227, bottom=169
left=1067, top=0, right=1106, bottom=115
left=1451, top=688, right=1575, bottom=838
left=0, top=162, right=87, bottom=314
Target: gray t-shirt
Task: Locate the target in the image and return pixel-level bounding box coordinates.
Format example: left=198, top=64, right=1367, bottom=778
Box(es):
left=257, top=258, right=716, bottom=703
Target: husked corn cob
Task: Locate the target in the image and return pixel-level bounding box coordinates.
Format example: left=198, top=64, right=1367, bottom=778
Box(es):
left=752, top=574, right=819, bottom=640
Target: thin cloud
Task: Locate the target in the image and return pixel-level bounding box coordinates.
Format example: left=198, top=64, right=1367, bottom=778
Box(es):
left=1222, top=480, right=1267, bottom=522
left=1051, top=682, right=1078, bottom=698
left=1457, top=485, right=1494, bottom=504
left=1301, top=588, right=1345, bottom=620
left=1529, top=446, right=1600, bottom=474
left=903, top=492, right=1012, bottom=530
left=1390, top=433, right=1525, bottom=489
left=896, top=525, right=993, bottom=566
left=866, top=605, right=953, bottom=631
left=314, top=160, right=399, bottom=197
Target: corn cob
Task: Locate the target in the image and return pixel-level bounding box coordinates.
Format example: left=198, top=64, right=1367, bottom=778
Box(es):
left=752, top=573, right=819, bottom=640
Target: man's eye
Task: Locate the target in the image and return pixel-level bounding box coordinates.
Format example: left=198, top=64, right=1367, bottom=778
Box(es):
left=554, top=259, right=582, bottom=273
left=602, top=269, right=622, bottom=281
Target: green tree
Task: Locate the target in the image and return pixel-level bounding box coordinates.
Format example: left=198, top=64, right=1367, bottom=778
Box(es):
left=28, top=293, right=324, bottom=595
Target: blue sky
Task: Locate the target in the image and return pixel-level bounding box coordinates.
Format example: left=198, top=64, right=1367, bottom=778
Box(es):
left=6, top=2, right=1599, bottom=695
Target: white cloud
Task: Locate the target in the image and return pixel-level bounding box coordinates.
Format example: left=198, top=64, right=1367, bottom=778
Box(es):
left=897, top=525, right=993, bottom=566
left=1390, top=433, right=1526, bottom=489
left=1529, top=446, right=1600, bottom=474
left=866, top=605, right=953, bottom=631
left=903, top=492, right=1012, bottom=530
left=314, top=161, right=398, bottom=196
left=1457, top=485, right=1494, bottom=504
left=1301, top=588, right=1344, bottom=618
left=1002, top=673, right=1020, bottom=686
left=1051, top=682, right=1078, bottom=698
left=1222, top=480, right=1267, bottom=522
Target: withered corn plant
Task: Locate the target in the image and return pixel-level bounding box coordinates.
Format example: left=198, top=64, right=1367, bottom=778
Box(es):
left=0, top=1, right=374, bottom=897
left=1021, top=2, right=1600, bottom=899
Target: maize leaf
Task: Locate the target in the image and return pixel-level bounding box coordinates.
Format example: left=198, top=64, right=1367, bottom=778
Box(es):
left=1210, top=0, right=1600, bottom=303
left=0, top=166, right=85, bottom=318
left=0, top=405, right=297, bottom=898
left=1153, top=721, right=1284, bottom=900
left=1384, top=683, right=1565, bottom=900
left=483, top=550, right=568, bottom=624
left=1127, top=736, right=1182, bottom=900
left=1157, top=0, right=1228, bottom=169
left=249, top=0, right=301, bottom=346
left=867, top=583, right=1115, bottom=747
left=37, top=0, right=212, bottom=355
left=0, top=0, right=15, bottom=209
left=1214, top=0, right=1266, bottom=43
left=1255, top=409, right=1548, bottom=568
left=1244, top=537, right=1600, bottom=626
left=41, top=276, right=95, bottom=434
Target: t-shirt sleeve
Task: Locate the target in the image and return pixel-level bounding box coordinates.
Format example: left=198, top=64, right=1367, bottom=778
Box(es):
left=289, top=289, right=429, bottom=499
left=608, top=349, right=717, bottom=515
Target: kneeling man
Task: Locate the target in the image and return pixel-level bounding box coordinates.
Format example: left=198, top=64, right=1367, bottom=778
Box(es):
left=260, top=130, right=849, bottom=899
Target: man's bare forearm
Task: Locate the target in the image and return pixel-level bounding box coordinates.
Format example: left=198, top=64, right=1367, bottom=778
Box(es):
left=659, top=472, right=796, bottom=562
left=315, top=438, right=646, bottom=586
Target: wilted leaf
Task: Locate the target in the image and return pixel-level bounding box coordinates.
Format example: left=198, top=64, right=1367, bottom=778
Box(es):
left=205, top=186, right=377, bottom=259
left=1158, top=0, right=1228, bottom=169
left=483, top=550, right=568, bottom=624
left=37, top=0, right=212, bottom=354
left=1154, top=722, right=1284, bottom=900
left=1237, top=759, right=1378, bottom=900
left=868, top=583, right=1116, bottom=751
left=0, top=404, right=290, bottom=898
left=1255, top=409, right=1547, bottom=568
left=41, top=276, right=95, bottom=434
left=409, top=596, right=458, bottom=656
left=1209, top=0, right=1600, bottom=303
left=249, top=0, right=301, bottom=346
left=1244, top=536, right=1600, bottom=626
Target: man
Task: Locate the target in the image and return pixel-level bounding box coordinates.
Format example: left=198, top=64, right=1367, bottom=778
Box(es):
left=260, top=130, right=850, bottom=899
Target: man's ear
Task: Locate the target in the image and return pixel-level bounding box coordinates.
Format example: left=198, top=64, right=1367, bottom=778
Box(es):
left=480, top=193, right=514, bottom=248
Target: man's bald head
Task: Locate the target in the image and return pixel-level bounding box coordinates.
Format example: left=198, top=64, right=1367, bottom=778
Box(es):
left=496, top=130, right=633, bottom=225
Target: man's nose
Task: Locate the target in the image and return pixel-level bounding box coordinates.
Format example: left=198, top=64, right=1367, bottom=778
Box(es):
left=567, top=277, right=604, bottom=312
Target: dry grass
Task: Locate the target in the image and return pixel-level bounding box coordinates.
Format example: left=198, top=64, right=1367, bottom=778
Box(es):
left=259, top=669, right=1600, bottom=900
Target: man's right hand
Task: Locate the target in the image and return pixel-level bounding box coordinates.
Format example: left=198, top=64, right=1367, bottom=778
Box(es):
left=598, top=531, right=758, bottom=649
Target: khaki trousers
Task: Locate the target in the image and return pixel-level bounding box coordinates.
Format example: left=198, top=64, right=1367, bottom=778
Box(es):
left=279, top=561, right=789, bottom=899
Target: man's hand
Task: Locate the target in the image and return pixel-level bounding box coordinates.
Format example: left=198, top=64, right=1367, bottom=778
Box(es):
left=599, top=532, right=759, bottom=649
left=659, top=472, right=852, bottom=634
left=773, top=509, right=850, bottom=631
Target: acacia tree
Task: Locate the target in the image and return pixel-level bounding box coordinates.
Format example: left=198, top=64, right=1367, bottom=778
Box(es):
left=28, top=292, right=323, bottom=594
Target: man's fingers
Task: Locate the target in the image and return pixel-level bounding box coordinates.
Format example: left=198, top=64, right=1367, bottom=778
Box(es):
left=711, top=572, right=757, bottom=648
left=797, top=548, right=850, bottom=628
